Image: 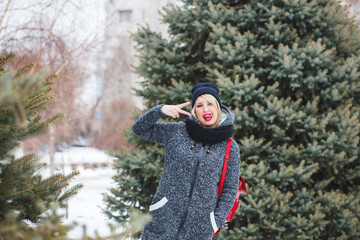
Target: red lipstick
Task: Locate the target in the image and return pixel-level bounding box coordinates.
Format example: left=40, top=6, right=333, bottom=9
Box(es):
left=203, top=113, right=212, bottom=122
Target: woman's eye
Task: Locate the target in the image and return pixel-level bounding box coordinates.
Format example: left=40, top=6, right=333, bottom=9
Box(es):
left=208, top=102, right=213, bottom=106
left=196, top=104, right=202, bottom=108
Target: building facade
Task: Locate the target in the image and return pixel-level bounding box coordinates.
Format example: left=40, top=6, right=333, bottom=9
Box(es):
left=101, top=0, right=179, bottom=109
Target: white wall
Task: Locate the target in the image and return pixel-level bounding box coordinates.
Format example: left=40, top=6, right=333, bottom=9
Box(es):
left=101, top=0, right=179, bottom=109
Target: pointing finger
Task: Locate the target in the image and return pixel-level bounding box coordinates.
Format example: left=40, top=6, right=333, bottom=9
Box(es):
left=179, top=109, right=190, bottom=116
left=178, top=102, right=191, bottom=109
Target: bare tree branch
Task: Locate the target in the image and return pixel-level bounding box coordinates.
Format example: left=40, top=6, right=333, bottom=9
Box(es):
left=0, top=0, right=12, bottom=26
left=0, top=1, right=43, bottom=12
left=0, top=1, right=53, bottom=43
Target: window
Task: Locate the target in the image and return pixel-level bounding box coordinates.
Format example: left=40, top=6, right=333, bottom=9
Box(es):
left=118, top=10, right=132, bottom=22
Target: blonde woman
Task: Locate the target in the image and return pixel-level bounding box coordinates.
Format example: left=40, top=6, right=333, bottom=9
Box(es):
left=132, top=82, right=240, bottom=240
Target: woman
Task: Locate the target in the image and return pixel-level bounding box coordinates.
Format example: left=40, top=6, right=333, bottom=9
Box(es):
left=132, top=82, right=240, bottom=240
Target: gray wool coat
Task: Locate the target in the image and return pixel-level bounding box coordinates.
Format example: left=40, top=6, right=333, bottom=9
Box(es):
left=132, top=104, right=240, bottom=240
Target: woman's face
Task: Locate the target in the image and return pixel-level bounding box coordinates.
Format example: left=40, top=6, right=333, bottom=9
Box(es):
left=194, top=96, right=219, bottom=128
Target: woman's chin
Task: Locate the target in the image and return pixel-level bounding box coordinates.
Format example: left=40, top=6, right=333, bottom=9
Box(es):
left=200, top=119, right=216, bottom=128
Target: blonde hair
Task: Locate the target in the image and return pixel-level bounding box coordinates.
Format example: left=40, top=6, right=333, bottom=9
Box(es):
left=191, top=94, right=221, bottom=128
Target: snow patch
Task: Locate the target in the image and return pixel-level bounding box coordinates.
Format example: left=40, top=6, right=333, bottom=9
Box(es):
left=40, top=147, right=121, bottom=238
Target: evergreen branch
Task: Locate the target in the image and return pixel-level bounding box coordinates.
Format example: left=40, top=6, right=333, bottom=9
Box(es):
left=7, top=154, right=35, bottom=170
left=0, top=53, right=82, bottom=225
left=22, top=175, right=34, bottom=189
left=28, top=114, right=63, bottom=136
left=0, top=68, right=49, bottom=105
left=23, top=90, right=49, bottom=105
left=54, top=183, right=70, bottom=193
left=23, top=157, right=45, bottom=177
left=26, top=109, right=45, bottom=119
left=0, top=126, right=9, bottom=132
left=0, top=53, right=15, bottom=69
left=11, top=186, right=34, bottom=196
left=12, top=102, right=25, bottom=123
left=53, top=172, right=82, bottom=200
left=45, top=74, right=57, bottom=83
left=23, top=116, right=42, bottom=132
left=1, top=160, right=40, bottom=187
left=23, top=96, right=53, bottom=117
left=15, top=63, right=34, bottom=78
left=34, top=174, right=62, bottom=191
left=24, top=96, right=52, bottom=111
left=57, top=184, right=83, bottom=203
left=58, top=171, right=80, bottom=185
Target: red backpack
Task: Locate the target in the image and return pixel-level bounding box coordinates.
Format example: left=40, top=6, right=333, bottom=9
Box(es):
left=213, top=137, right=247, bottom=236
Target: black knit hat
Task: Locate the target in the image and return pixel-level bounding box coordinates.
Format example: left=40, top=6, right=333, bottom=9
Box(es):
left=191, top=82, right=221, bottom=107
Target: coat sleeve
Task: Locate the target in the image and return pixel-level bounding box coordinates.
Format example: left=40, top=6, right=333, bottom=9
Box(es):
left=132, top=104, right=174, bottom=146
left=214, top=140, right=241, bottom=227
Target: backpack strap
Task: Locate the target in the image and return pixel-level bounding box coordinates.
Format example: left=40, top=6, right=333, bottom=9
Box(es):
left=217, top=137, right=233, bottom=199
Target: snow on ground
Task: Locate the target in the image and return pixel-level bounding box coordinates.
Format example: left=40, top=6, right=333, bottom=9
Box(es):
left=40, top=147, right=121, bottom=239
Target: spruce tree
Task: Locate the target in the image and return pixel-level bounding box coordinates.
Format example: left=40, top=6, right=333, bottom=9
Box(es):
left=0, top=53, right=82, bottom=224
left=105, top=0, right=360, bottom=239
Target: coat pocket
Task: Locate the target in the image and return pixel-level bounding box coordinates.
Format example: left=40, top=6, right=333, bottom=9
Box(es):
left=185, top=209, right=219, bottom=239
left=144, top=197, right=169, bottom=236
left=210, top=211, right=219, bottom=233
left=149, top=197, right=168, bottom=212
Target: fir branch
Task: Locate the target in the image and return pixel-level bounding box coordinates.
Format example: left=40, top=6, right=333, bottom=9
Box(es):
left=7, top=154, right=35, bottom=170
left=28, top=113, right=64, bottom=136
left=35, top=174, right=63, bottom=191
left=0, top=126, right=9, bottom=132
left=45, top=73, right=57, bottom=83
left=11, top=186, right=34, bottom=196
left=12, top=102, right=25, bottom=123
left=0, top=53, right=15, bottom=69
left=24, top=96, right=52, bottom=111
left=57, top=171, right=80, bottom=185
left=15, top=63, right=34, bottom=78
left=57, top=184, right=83, bottom=203
left=23, top=91, right=47, bottom=105
left=23, top=116, right=42, bottom=132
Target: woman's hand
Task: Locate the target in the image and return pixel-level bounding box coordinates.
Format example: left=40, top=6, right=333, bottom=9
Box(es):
left=161, top=102, right=191, bottom=119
